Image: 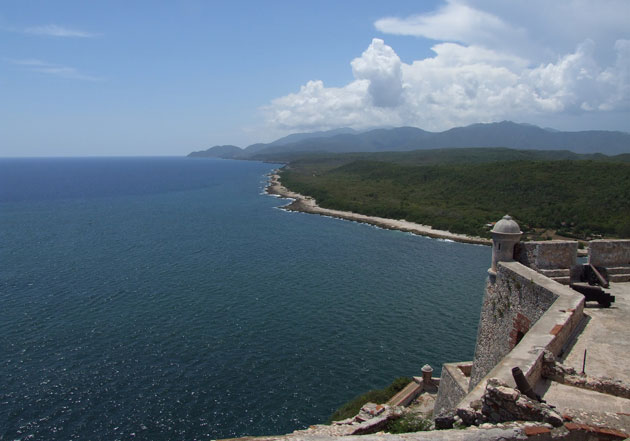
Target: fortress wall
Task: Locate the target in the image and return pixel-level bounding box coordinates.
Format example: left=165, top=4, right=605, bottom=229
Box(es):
left=468, top=263, right=559, bottom=389
left=589, top=239, right=630, bottom=267
left=458, top=262, right=584, bottom=415
left=515, top=241, right=578, bottom=271
left=433, top=362, right=471, bottom=417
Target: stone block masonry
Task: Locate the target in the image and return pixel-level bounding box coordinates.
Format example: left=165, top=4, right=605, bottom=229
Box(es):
left=515, top=241, right=578, bottom=272
left=433, top=362, right=471, bottom=417
left=589, top=239, right=630, bottom=267
left=508, top=313, right=530, bottom=348
left=456, top=261, right=585, bottom=423
left=469, top=263, right=560, bottom=389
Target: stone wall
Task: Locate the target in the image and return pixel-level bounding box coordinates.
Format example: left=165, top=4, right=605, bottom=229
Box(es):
left=458, top=262, right=585, bottom=420
left=514, top=241, right=578, bottom=271
left=433, top=362, right=471, bottom=416
left=469, top=263, right=560, bottom=389
left=589, top=239, right=630, bottom=267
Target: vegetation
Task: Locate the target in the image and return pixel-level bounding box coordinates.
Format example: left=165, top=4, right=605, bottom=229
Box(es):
left=280, top=149, right=630, bottom=240
left=384, top=413, right=433, bottom=433
left=264, top=146, right=623, bottom=167
left=328, top=377, right=411, bottom=423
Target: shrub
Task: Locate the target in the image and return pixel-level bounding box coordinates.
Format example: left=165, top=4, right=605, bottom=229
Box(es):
left=385, top=413, right=433, bottom=433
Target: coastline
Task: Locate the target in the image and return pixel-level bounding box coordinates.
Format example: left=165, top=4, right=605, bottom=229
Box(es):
left=265, top=171, right=492, bottom=246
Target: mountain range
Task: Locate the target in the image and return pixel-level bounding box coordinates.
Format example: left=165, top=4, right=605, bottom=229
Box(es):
left=187, top=121, right=630, bottom=159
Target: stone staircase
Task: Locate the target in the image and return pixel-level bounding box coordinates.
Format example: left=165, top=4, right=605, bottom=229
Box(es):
left=539, top=266, right=630, bottom=285
left=606, top=265, right=630, bottom=283
left=539, top=268, right=571, bottom=285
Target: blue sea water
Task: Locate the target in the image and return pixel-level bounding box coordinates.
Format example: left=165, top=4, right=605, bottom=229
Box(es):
left=0, top=157, right=490, bottom=440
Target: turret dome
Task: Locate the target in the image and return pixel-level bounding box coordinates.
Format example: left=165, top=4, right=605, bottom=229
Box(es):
left=492, top=215, right=521, bottom=235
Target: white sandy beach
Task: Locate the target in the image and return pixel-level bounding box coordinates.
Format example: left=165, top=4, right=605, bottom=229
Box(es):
left=265, top=173, right=492, bottom=246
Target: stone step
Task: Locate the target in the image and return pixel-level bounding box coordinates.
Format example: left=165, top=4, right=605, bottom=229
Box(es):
left=540, top=268, right=571, bottom=277
left=605, top=266, right=630, bottom=275
left=551, top=276, right=571, bottom=285
left=386, top=380, right=423, bottom=407
left=609, top=274, right=630, bottom=282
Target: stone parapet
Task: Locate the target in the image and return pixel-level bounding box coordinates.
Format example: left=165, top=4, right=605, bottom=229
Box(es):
left=433, top=362, right=471, bottom=417
left=589, top=239, right=630, bottom=268
left=461, top=261, right=585, bottom=416
left=542, top=351, right=630, bottom=400
left=515, top=241, right=578, bottom=271
left=469, top=262, right=568, bottom=388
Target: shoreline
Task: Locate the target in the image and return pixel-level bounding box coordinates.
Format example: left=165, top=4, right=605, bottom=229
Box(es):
left=265, top=171, right=492, bottom=246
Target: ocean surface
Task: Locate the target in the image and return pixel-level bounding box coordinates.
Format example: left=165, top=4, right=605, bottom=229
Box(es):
left=0, top=157, right=490, bottom=440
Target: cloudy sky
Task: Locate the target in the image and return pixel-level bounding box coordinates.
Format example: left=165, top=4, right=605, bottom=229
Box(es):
left=2, top=0, right=629, bottom=156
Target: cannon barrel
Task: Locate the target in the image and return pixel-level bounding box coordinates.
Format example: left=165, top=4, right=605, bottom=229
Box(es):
left=512, top=366, right=540, bottom=401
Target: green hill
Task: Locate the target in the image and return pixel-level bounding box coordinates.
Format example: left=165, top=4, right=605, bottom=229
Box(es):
left=279, top=150, right=630, bottom=239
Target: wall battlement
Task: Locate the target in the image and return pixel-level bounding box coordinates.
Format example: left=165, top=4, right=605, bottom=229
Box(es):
left=435, top=224, right=630, bottom=424
left=588, top=239, right=630, bottom=267
left=455, top=261, right=585, bottom=413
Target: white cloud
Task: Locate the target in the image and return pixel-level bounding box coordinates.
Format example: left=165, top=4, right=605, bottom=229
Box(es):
left=24, top=24, right=96, bottom=38
left=263, top=1, right=630, bottom=134
left=375, top=1, right=519, bottom=49
left=374, top=0, right=630, bottom=65
left=351, top=38, right=403, bottom=107
left=9, top=59, right=102, bottom=81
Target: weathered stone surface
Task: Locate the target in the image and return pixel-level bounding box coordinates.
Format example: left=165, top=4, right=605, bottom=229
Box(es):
left=469, top=265, right=559, bottom=389
left=523, top=425, right=551, bottom=436
left=561, top=409, right=630, bottom=439
left=307, top=403, right=406, bottom=437
left=515, top=241, right=578, bottom=271
left=565, top=422, right=629, bottom=439
left=356, top=403, right=386, bottom=421
left=434, top=362, right=471, bottom=416
left=434, top=410, right=456, bottom=430
left=589, top=240, right=630, bottom=268
left=542, top=350, right=630, bottom=400
left=349, top=414, right=390, bottom=435
left=480, top=379, right=563, bottom=427
left=456, top=407, right=483, bottom=426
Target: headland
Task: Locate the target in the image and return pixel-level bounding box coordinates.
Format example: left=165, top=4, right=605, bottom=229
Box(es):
left=265, top=171, right=492, bottom=246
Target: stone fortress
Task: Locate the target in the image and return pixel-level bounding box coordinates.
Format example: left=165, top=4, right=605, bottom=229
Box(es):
left=225, top=215, right=630, bottom=441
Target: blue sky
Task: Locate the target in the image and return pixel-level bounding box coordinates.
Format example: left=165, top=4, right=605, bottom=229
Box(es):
left=1, top=0, right=629, bottom=156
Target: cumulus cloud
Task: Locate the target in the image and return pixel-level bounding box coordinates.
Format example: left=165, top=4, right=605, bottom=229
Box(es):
left=263, top=1, right=630, bottom=133
left=351, top=39, right=403, bottom=107
left=264, top=38, right=630, bottom=132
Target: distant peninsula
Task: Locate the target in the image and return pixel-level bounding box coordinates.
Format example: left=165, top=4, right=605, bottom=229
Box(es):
left=188, top=122, right=630, bottom=242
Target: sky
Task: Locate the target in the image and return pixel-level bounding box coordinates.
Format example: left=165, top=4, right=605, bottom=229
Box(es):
left=1, top=0, right=629, bottom=157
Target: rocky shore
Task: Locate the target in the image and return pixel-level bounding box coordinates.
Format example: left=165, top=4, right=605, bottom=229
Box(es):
left=265, top=172, right=491, bottom=246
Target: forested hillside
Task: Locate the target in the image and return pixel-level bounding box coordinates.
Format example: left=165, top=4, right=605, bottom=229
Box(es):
left=279, top=150, right=630, bottom=239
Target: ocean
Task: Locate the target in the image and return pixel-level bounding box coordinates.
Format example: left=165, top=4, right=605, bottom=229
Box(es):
left=0, top=157, right=490, bottom=440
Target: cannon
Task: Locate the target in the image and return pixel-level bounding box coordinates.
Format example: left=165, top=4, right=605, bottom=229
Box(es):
left=583, top=264, right=609, bottom=288
left=570, top=282, right=615, bottom=307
